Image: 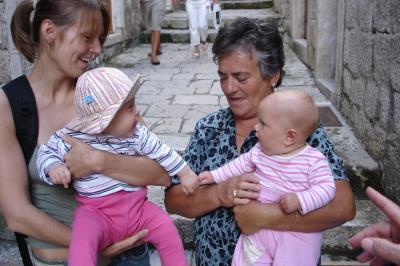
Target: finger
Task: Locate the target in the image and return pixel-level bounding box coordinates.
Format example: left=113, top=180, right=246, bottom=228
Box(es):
left=235, top=189, right=259, bottom=200
left=355, top=250, right=374, bottom=263
left=60, top=132, right=80, bottom=147
left=349, top=222, right=391, bottom=247
left=240, top=173, right=260, bottom=184
left=233, top=197, right=250, bottom=205
left=237, top=180, right=260, bottom=193
left=366, top=187, right=400, bottom=227
left=363, top=238, right=400, bottom=265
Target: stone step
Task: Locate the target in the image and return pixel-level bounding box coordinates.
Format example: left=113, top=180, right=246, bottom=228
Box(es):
left=221, top=0, right=273, bottom=9
left=174, top=0, right=273, bottom=11
left=142, top=8, right=280, bottom=43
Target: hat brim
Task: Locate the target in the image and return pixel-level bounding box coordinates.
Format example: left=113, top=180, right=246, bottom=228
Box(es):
left=66, top=74, right=140, bottom=134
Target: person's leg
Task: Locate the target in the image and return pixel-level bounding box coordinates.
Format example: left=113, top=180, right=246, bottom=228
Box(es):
left=150, top=30, right=161, bottom=64
left=136, top=200, right=187, bottom=266
left=186, top=0, right=200, bottom=56
left=272, top=231, right=322, bottom=266
left=68, top=204, right=114, bottom=266
left=198, top=2, right=209, bottom=52
left=232, top=232, right=274, bottom=266
left=150, top=0, right=165, bottom=64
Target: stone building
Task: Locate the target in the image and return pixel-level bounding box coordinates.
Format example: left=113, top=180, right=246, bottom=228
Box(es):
left=0, top=0, right=142, bottom=85
left=273, top=0, right=400, bottom=201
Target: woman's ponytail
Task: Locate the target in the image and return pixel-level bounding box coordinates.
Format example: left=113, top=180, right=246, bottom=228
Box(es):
left=11, top=0, right=36, bottom=63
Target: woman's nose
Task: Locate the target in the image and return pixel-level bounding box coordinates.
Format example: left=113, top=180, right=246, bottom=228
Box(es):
left=223, top=77, right=237, bottom=94
left=90, top=39, right=101, bottom=55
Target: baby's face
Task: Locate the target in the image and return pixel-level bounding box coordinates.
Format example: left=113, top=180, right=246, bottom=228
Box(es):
left=254, top=99, right=288, bottom=155
left=103, top=97, right=139, bottom=138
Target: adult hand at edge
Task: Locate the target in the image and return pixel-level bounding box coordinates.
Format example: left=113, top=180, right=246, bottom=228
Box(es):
left=101, top=229, right=148, bottom=258
left=349, top=187, right=400, bottom=265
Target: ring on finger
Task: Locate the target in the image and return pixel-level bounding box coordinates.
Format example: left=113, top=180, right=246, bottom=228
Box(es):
left=233, top=189, right=238, bottom=198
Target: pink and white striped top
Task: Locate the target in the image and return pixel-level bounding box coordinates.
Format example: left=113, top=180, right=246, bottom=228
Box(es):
left=211, top=143, right=335, bottom=214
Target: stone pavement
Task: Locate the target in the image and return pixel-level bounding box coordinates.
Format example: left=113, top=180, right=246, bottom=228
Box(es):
left=0, top=43, right=382, bottom=265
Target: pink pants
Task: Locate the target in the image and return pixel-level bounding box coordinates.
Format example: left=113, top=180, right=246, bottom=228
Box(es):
left=68, top=189, right=187, bottom=266
left=231, top=187, right=322, bottom=266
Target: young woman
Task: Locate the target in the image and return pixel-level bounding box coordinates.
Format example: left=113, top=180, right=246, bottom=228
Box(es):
left=0, top=1, right=169, bottom=265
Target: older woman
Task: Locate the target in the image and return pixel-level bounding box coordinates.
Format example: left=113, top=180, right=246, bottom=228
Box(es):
left=165, top=17, right=355, bottom=265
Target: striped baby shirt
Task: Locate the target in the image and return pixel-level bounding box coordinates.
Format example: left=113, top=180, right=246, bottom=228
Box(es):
left=211, top=143, right=335, bottom=214
left=37, top=123, right=186, bottom=198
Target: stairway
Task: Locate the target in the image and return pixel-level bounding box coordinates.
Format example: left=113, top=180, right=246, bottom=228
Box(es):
left=141, top=0, right=280, bottom=43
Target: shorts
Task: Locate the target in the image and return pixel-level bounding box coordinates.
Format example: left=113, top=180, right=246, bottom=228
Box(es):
left=143, top=0, right=166, bottom=31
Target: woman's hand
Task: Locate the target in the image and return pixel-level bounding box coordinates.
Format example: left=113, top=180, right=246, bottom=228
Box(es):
left=101, top=229, right=148, bottom=258
left=61, top=133, right=100, bottom=178
left=216, top=174, right=260, bottom=208
left=234, top=201, right=285, bottom=235
left=349, top=187, right=400, bottom=265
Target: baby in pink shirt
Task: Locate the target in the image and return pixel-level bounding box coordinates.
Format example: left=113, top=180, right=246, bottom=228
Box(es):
left=200, top=90, right=336, bottom=266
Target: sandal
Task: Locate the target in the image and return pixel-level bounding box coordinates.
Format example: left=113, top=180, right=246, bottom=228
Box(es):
left=193, top=45, right=200, bottom=57
left=151, top=59, right=160, bottom=65
left=148, top=51, right=162, bottom=57
left=201, top=42, right=208, bottom=52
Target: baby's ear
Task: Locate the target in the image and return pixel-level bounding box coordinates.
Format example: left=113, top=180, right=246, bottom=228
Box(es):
left=284, top=129, right=297, bottom=146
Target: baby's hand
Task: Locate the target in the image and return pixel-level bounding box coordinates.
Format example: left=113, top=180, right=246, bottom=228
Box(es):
left=198, top=171, right=215, bottom=185
left=279, top=193, right=301, bottom=213
left=179, top=166, right=200, bottom=195
left=48, top=164, right=71, bottom=189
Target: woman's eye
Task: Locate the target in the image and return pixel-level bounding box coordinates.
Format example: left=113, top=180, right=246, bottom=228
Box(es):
left=237, top=77, right=248, bottom=83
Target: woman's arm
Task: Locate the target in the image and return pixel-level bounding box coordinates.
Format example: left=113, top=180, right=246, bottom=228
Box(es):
left=165, top=174, right=260, bottom=218
left=0, top=93, right=71, bottom=246
left=234, top=180, right=356, bottom=234
left=61, top=134, right=171, bottom=187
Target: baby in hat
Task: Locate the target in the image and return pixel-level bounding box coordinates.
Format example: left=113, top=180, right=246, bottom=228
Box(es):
left=37, top=67, right=196, bottom=266
left=199, top=90, right=336, bottom=266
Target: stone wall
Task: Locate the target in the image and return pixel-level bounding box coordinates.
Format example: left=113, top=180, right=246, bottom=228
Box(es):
left=0, top=0, right=10, bottom=84
left=338, top=0, right=400, bottom=201
left=273, top=0, right=400, bottom=201
left=0, top=0, right=142, bottom=85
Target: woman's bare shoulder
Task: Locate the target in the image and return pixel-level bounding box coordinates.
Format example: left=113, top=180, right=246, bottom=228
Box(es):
left=0, top=89, right=16, bottom=136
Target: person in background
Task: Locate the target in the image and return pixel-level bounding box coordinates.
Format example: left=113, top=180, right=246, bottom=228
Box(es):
left=349, top=187, right=400, bottom=266
left=165, top=17, right=355, bottom=265
left=185, top=0, right=212, bottom=57
left=141, top=0, right=178, bottom=65
left=199, top=90, right=336, bottom=265
left=0, top=1, right=170, bottom=265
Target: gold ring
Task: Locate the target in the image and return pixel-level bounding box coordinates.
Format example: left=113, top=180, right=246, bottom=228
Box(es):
left=233, top=189, right=238, bottom=198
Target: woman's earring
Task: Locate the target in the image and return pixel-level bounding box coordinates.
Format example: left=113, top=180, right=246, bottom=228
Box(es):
left=49, top=40, right=55, bottom=49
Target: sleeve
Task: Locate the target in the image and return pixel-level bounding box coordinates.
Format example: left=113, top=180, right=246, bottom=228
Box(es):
left=211, top=145, right=257, bottom=183
left=134, top=124, right=186, bottom=176
left=307, top=124, right=347, bottom=180
left=295, top=153, right=336, bottom=214
left=169, top=119, right=206, bottom=186
left=36, top=130, right=69, bottom=185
